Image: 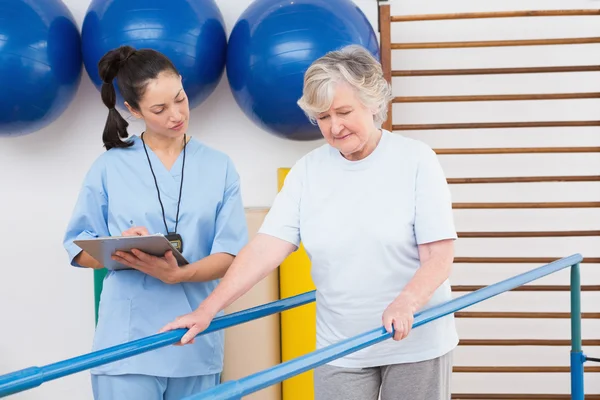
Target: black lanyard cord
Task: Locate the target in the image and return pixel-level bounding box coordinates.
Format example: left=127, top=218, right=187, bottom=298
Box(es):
left=141, top=132, right=187, bottom=235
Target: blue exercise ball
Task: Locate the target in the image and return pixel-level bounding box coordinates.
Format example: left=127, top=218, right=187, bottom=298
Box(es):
left=0, top=0, right=82, bottom=137
left=82, top=0, right=227, bottom=110
left=227, top=0, right=379, bottom=141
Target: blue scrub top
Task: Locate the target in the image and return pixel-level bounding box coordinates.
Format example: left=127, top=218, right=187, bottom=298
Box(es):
left=63, top=135, right=248, bottom=377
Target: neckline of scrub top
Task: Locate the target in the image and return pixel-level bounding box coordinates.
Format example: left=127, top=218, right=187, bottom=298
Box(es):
left=130, top=134, right=200, bottom=201
left=130, top=134, right=197, bottom=176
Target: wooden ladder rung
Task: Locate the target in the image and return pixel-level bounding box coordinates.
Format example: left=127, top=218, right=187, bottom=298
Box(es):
left=456, top=312, right=600, bottom=319
left=392, top=37, right=600, bottom=49
left=457, top=231, right=600, bottom=238
left=391, top=10, right=600, bottom=22
left=454, top=257, right=600, bottom=263
left=448, top=176, right=600, bottom=184
left=435, top=147, right=600, bottom=155
left=453, top=202, right=600, bottom=209
left=453, top=366, right=600, bottom=373
left=452, top=394, right=600, bottom=399
left=393, top=121, right=600, bottom=130
left=459, top=339, right=600, bottom=346
left=453, top=285, right=600, bottom=291
left=393, top=92, right=600, bottom=103
left=393, top=65, right=600, bottom=76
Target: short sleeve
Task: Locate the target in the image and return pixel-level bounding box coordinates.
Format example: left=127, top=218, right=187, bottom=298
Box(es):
left=414, top=147, right=457, bottom=244
left=63, top=161, right=110, bottom=267
left=258, top=160, right=304, bottom=248
left=210, top=158, right=249, bottom=256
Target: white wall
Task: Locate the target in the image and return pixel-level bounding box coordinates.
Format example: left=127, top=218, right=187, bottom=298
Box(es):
left=0, top=0, right=598, bottom=399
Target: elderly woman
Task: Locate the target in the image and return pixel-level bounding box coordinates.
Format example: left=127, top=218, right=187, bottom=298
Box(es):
left=161, top=45, right=457, bottom=400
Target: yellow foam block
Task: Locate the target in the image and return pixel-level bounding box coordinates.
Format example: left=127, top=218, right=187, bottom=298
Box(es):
left=278, top=168, right=316, bottom=400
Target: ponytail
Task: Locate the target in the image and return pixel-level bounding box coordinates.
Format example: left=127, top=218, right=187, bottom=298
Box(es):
left=101, top=107, right=130, bottom=151
left=98, top=46, right=135, bottom=150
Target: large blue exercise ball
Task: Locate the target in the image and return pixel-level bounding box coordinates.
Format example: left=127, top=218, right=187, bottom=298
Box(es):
left=227, top=0, right=379, bottom=141
left=82, top=0, right=227, bottom=110
left=0, top=0, right=82, bottom=137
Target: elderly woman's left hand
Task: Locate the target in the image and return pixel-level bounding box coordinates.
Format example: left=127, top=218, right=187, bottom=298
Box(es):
left=112, top=249, right=186, bottom=284
left=382, top=295, right=416, bottom=341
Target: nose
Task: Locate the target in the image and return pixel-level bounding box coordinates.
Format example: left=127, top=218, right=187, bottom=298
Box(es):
left=170, top=106, right=182, bottom=121
left=331, top=116, right=344, bottom=136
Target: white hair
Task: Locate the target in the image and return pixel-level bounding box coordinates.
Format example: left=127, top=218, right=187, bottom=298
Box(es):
left=297, top=45, right=393, bottom=125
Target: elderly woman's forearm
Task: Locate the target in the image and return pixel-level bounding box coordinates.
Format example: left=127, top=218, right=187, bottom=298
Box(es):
left=395, top=239, right=454, bottom=312
left=198, top=234, right=296, bottom=317
left=180, top=253, right=235, bottom=282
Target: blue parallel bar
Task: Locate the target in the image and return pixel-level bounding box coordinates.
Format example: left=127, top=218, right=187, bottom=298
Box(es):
left=0, top=291, right=316, bottom=398
left=570, top=263, right=585, bottom=400
left=185, top=253, right=584, bottom=400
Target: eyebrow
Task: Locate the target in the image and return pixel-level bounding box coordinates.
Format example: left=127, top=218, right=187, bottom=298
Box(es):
left=320, top=106, right=352, bottom=114
left=150, top=89, right=183, bottom=108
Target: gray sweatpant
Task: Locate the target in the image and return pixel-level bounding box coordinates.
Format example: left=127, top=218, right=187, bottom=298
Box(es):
left=314, top=351, right=453, bottom=400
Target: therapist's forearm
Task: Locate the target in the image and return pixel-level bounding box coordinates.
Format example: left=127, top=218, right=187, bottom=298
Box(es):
left=196, top=234, right=295, bottom=318
left=395, top=240, right=454, bottom=312
left=180, top=253, right=235, bottom=282
left=74, top=251, right=104, bottom=269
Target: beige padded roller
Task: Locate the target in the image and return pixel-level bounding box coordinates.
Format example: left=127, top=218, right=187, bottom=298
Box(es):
left=222, top=208, right=281, bottom=400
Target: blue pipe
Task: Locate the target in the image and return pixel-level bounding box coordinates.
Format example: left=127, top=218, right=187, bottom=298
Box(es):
left=570, top=352, right=585, bottom=400
left=183, top=253, right=584, bottom=400
left=570, top=263, right=585, bottom=400
left=0, top=291, right=316, bottom=397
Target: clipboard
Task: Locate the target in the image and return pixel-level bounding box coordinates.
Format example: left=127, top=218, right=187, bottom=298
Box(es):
left=74, top=234, right=189, bottom=271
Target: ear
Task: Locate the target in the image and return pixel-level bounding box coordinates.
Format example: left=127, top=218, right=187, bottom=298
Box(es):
left=124, top=101, right=142, bottom=119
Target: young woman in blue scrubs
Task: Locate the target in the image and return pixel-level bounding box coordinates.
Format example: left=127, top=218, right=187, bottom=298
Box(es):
left=63, top=46, right=248, bottom=400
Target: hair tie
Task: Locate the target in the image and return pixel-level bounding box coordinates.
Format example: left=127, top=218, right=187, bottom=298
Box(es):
left=122, top=51, right=135, bottom=64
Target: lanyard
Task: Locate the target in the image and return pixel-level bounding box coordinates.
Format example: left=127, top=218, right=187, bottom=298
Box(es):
left=141, top=132, right=187, bottom=251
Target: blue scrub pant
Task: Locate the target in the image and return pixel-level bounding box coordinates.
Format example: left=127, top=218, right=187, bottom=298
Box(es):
left=92, top=373, right=220, bottom=400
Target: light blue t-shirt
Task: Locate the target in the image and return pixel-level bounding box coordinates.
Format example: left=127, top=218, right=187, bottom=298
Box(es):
left=259, top=130, right=459, bottom=368
left=63, top=135, right=248, bottom=377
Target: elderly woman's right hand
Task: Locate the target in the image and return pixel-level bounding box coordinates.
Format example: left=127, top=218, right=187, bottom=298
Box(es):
left=159, top=307, right=216, bottom=345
